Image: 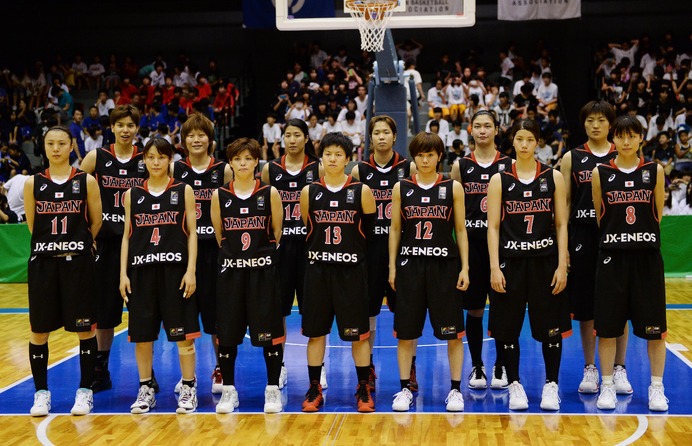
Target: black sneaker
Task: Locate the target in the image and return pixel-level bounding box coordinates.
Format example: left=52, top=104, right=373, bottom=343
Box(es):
left=89, top=368, right=112, bottom=393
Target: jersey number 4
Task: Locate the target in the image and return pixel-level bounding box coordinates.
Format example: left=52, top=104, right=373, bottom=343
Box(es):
left=150, top=228, right=161, bottom=246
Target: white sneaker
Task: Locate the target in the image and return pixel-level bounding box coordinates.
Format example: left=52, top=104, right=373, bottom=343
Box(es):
left=392, top=388, right=414, bottom=411
left=508, top=381, right=528, bottom=410
left=648, top=384, right=669, bottom=412
left=70, top=388, right=94, bottom=415
left=613, top=365, right=633, bottom=395
left=540, top=382, right=560, bottom=411
left=468, top=365, right=487, bottom=389
left=279, top=366, right=288, bottom=390
left=130, top=385, right=156, bottom=414
left=320, top=367, right=328, bottom=389
left=490, top=366, right=508, bottom=389
left=578, top=364, right=600, bottom=394
left=216, top=385, right=240, bottom=414
left=445, top=389, right=464, bottom=412
left=176, top=384, right=198, bottom=414
left=174, top=377, right=197, bottom=394
left=30, top=390, right=51, bottom=417
left=264, top=385, right=283, bottom=413
left=596, top=383, right=617, bottom=410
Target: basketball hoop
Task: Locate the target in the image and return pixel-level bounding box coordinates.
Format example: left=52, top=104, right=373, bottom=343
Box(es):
left=345, top=0, right=399, bottom=52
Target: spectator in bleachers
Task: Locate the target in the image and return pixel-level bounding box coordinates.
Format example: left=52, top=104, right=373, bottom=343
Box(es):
left=426, top=107, right=450, bottom=140
left=285, top=97, right=310, bottom=122
left=87, top=56, right=105, bottom=91
left=84, top=124, right=103, bottom=155
left=609, top=39, right=640, bottom=65
left=261, top=112, right=282, bottom=160
left=337, top=99, right=362, bottom=124
left=675, top=124, right=692, bottom=171
left=445, top=120, right=468, bottom=158
left=513, top=83, right=538, bottom=118
left=445, top=74, right=467, bottom=124
left=71, top=55, right=88, bottom=91
left=104, top=54, right=121, bottom=90
left=95, top=89, right=115, bottom=117
left=494, top=91, right=513, bottom=135
left=307, top=114, right=325, bottom=153
left=340, top=110, right=364, bottom=161
left=396, top=39, right=423, bottom=64
left=69, top=109, right=86, bottom=166
left=323, top=112, right=341, bottom=135
left=1, top=171, right=28, bottom=221
left=0, top=193, right=18, bottom=224
left=427, top=79, right=449, bottom=120
left=536, top=72, right=559, bottom=116
left=652, top=132, right=675, bottom=175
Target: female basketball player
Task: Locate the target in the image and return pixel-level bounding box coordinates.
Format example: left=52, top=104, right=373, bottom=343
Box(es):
left=592, top=115, right=668, bottom=412
left=80, top=104, right=146, bottom=393
left=299, top=132, right=377, bottom=412
left=119, top=138, right=199, bottom=414
left=389, top=132, right=470, bottom=412
left=261, top=118, right=324, bottom=389
left=487, top=119, right=570, bottom=411
left=24, top=126, right=102, bottom=416
left=351, top=115, right=417, bottom=391
left=450, top=110, right=513, bottom=391
left=172, top=113, right=233, bottom=395
left=560, top=101, right=631, bottom=396
left=210, top=138, right=285, bottom=413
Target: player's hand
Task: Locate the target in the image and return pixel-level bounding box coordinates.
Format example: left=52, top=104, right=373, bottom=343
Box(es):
left=551, top=267, right=567, bottom=295
left=119, top=276, right=131, bottom=303
left=388, top=267, right=396, bottom=291
left=456, top=269, right=470, bottom=291
left=490, top=267, right=506, bottom=293
left=180, top=270, right=196, bottom=299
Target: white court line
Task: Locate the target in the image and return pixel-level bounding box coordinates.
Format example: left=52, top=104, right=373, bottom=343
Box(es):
left=0, top=327, right=128, bottom=394
left=615, top=414, right=648, bottom=446
left=666, top=343, right=692, bottom=369
left=2, top=410, right=689, bottom=417
left=36, top=414, right=57, bottom=446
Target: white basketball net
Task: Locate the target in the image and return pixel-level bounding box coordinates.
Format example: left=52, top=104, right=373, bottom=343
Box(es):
left=346, top=0, right=399, bottom=52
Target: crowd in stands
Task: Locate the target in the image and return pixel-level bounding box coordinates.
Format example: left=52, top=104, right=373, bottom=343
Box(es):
left=264, top=39, right=567, bottom=169
left=0, top=52, right=241, bottom=222
left=592, top=31, right=692, bottom=214
left=3, top=32, right=692, bottom=220
left=0, top=53, right=239, bottom=176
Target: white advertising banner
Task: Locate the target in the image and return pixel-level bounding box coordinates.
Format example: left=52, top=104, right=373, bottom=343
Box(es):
left=498, top=0, right=581, bottom=21
left=401, top=0, right=465, bottom=16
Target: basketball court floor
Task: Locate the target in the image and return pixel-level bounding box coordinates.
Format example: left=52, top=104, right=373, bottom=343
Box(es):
left=0, top=280, right=690, bottom=444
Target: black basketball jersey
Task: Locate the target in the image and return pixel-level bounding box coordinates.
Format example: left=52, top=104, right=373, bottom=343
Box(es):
left=128, top=179, right=188, bottom=268
left=268, top=155, right=320, bottom=238
left=499, top=163, right=557, bottom=257
left=94, top=145, right=145, bottom=238
left=173, top=157, right=226, bottom=240
left=305, top=177, right=365, bottom=264
left=398, top=175, right=458, bottom=258
left=597, top=159, right=660, bottom=250
left=457, top=151, right=512, bottom=238
left=31, top=168, right=93, bottom=256
left=357, top=152, right=410, bottom=237
left=569, top=143, right=617, bottom=225
left=217, top=180, right=277, bottom=269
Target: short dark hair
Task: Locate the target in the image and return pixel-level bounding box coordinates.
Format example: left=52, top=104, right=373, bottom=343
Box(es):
left=110, top=104, right=141, bottom=127
left=510, top=118, right=541, bottom=141
left=409, top=132, right=444, bottom=158
left=611, top=114, right=643, bottom=137
left=181, top=113, right=215, bottom=154
left=579, top=100, right=615, bottom=127
left=144, top=137, right=174, bottom=159
left=320, top=132, right=352, bottom=156
left=226, top=137, right=261, bottom=160
left=368, top=115, right=397, bottom=137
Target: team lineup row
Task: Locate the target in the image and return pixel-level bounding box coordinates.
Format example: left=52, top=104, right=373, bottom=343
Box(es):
left=22, top=101, right=668, bottom=417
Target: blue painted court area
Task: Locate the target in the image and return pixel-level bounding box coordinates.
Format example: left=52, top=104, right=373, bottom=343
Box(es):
left=2, top=309, right=691, bottom=415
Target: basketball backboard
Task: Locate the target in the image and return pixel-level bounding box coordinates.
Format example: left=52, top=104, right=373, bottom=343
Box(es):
left=275, top=0, right=475, bottom=31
